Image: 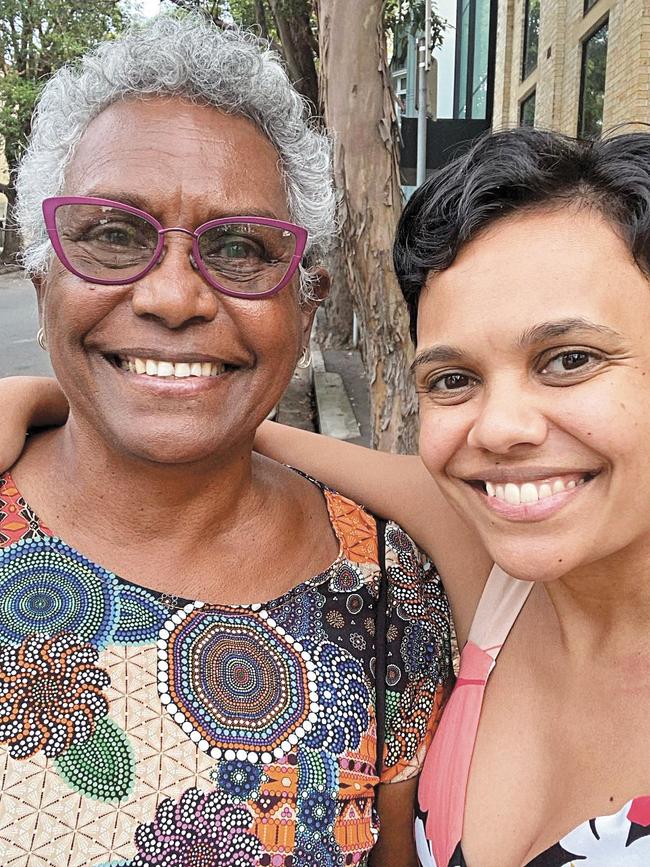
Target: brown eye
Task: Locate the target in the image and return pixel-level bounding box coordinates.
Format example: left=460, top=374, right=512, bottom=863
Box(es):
left=435, top=373, right=472, bottom=390
left=426, top=370, right=479, bottom=395
left=561, top=351, right=590, bottom=370
left=542, top=350, right=600, bottom=375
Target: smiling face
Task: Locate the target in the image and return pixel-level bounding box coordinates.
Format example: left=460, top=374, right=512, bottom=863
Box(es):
left=414, top=206, right=650, bottom=583
left=36, top=97, right=322, bottom=465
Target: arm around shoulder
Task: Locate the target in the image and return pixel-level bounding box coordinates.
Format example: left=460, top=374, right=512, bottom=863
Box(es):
left=0, top=376, right=68, bottom=471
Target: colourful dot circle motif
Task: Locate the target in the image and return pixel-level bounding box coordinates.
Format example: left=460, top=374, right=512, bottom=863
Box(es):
left=159, top=603, right=319, bottom=763
left=0, top=538, right=119, bottom=647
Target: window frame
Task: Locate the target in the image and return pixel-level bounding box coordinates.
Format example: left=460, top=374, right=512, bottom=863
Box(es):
left=519, top=89, right=536, bottom=126
left=577, top=16, right=609, bottom=139
left=521, top=0, right=540, bottom=80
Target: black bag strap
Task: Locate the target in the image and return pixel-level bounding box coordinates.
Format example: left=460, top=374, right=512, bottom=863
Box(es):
left=375, top=517, right=388, bottom=780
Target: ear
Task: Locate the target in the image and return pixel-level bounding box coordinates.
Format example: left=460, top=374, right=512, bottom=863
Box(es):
left=300, top=266, right=331, bottom=344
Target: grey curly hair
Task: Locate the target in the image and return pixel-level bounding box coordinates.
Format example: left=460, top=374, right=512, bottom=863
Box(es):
left=16, top=13, right=336, bottom=299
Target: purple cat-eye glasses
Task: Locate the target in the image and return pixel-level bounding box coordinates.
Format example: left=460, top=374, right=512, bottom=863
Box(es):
left=42, top=196, right=309, bottom=299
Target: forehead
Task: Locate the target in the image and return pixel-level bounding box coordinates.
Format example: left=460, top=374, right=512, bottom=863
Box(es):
left=416, top=207, right=650, bottom=348
left=63, top=96, right=289, bottom=218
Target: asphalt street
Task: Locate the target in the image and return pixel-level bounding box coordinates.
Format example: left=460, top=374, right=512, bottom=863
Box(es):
left=0, top=269, right=53, bottom=377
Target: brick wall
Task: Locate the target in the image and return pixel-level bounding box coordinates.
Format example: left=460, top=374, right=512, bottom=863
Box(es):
left=493, top=0, right=650, bottom=134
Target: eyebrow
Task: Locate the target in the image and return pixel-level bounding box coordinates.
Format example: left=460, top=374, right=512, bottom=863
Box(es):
left=410, top=345, right=466, bottom=371
left=81, top=191, right=281, bottom=221
left=411, top=317, right=625, bottom=372
left=517, top=317, right=624, bottom=347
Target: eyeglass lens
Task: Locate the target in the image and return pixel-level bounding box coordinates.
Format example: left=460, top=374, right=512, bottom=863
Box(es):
left=53, top=203, right=298, bottom=294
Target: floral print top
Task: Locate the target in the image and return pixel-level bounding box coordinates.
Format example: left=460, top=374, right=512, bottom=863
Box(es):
left=0, top=472, right=452, bottom=867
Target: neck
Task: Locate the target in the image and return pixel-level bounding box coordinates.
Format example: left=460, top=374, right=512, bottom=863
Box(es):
left=543, top=540, right=650, bottom=658
left=17, top=412, right=263, bottom=547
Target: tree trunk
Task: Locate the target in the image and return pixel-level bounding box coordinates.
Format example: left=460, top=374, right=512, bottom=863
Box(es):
left=0, top=185, right=21, bottom=266
left=254, top=0, right=271, bottom=38
left=317, top=0, right=418, bottom=452
left=267, top=0, right=319, bottom=110
left=317, top=243, right=354, bottom=348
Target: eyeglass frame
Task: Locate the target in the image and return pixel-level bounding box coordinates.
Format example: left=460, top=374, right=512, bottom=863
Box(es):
left=42, top=196, right=309, bottom=300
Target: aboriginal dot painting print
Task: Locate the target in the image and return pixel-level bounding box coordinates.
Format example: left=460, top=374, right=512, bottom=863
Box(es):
left=0, top=473, right=452, bottom=866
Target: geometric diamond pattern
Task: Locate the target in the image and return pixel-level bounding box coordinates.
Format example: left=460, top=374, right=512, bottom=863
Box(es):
left=0, top=644, right=214, bottom=865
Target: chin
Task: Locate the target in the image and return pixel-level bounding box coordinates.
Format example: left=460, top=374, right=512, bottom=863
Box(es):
left=104, top=424, right=240, bottom=467
left=481, top=537, right=579, bottom=584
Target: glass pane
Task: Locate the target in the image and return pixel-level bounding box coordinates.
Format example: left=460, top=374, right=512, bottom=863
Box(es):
left=455, top=0, right=471, bottom=118
left=579, top=20, right=608, bottom=139
left=520, top=91, right=536, bottom=126
left=522, top=0, right=540, bottom=79
left=54, top=204, right=158, bottom=282
left=471, top=0, right=491, bottom=119
left=198, top=222, right=296, bottom=295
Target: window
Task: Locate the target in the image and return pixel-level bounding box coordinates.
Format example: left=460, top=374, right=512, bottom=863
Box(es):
left=453, top=0, right=495, bottom=119
left=520, top=90, right=536, bottom=126
left=471, top=0, right=491, bottom=117
left=522, top=0, right=540, bottom=80
left=578, top=19, right=608, bottom=139
left=584, top=0, right=599, bottom=14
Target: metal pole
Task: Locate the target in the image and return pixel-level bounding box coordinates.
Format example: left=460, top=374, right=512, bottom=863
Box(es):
left=416, top=0, right=432, bottom=186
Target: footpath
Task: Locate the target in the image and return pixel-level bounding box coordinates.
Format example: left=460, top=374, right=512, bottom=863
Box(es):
left=276, top=338, right=371, bottom=446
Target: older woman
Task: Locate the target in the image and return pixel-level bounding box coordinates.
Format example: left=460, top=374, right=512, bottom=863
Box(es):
left=0, top=14, right=452, bottom=867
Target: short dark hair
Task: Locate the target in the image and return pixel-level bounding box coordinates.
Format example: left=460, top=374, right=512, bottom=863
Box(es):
left=393, top=127, right=650, bottom=342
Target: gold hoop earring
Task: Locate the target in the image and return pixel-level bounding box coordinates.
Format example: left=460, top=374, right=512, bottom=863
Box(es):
left=36, top=327, right=48, bottom=351
left=296, top=346, right=312, bottom=369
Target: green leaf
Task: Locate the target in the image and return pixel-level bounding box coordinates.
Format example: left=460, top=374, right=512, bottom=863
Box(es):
left=54, top=716, right=135, bottom=802
left=0, top=0, right=125, bottom=201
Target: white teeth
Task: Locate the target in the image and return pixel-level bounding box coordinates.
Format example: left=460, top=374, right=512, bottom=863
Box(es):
left=157, top=361, right=174, bottom=378
left=504, top=483, right=521, bottom=505
left=118, top=356, right=227, bottom=379
left=520, top=483, right=539, bottom=504
left=484, top=475, right=588, bottom=506
left=174, top=363, right=191, bottom=378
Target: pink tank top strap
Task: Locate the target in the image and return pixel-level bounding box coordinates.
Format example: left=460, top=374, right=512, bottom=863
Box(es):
left=417, top=565, right=532, bottom=867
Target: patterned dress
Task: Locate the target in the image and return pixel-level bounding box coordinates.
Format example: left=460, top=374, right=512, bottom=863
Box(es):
left=0, top=472, right=452, bottom=867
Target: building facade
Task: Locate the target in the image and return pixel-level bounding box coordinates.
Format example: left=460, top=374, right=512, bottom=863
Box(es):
left=493, top=0, right=650, bottom=135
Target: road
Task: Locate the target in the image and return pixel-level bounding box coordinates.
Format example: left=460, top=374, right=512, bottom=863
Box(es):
left=0, top=269, right=53, bottom=377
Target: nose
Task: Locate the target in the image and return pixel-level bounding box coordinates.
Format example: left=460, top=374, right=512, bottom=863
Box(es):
left=466, top=381, right=548, bottom=453
left=130, top=235, right=219, bottom=329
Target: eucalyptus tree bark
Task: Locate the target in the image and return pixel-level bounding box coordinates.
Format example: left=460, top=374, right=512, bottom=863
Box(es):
left=316, top=243, right=354, bottom=348
left=317, top=0, right=418, bottom=452
left=0, top=185, right=20, bottom=265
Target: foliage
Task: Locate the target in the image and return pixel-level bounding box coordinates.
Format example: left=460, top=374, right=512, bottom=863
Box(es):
left=0, top=0, right=124, bottom=185
left=384, top=0, right=446, bottom=51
